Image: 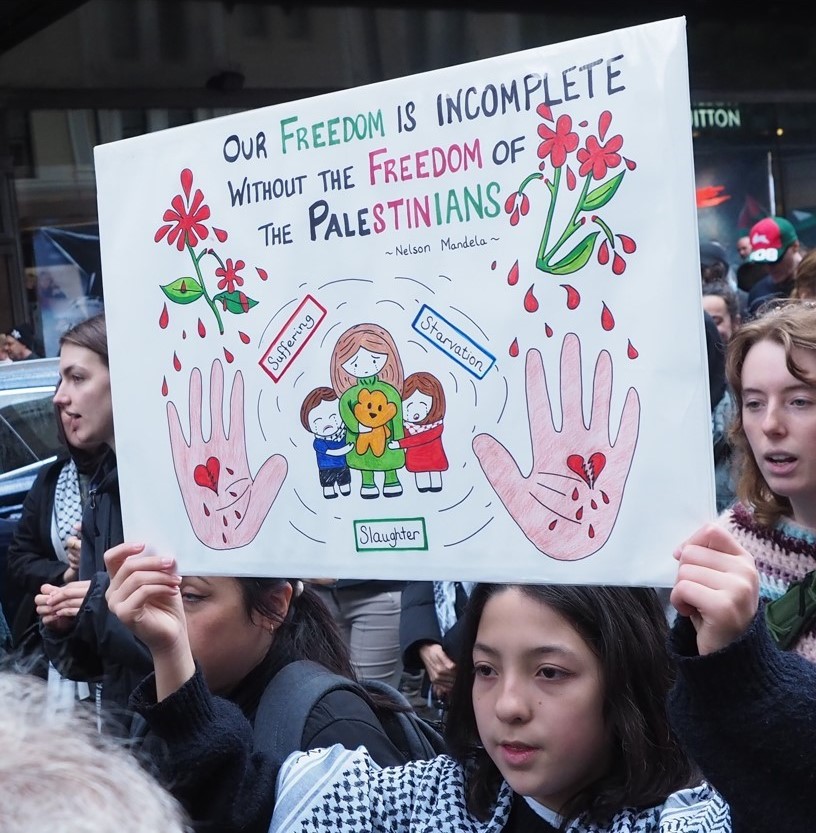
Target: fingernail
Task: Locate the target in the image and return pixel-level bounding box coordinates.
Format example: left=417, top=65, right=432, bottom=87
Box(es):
left=161, top=558, right=175, bottom=569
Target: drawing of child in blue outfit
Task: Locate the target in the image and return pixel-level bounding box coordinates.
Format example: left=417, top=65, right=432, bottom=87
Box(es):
left=301, top=387, right=353, bottom=499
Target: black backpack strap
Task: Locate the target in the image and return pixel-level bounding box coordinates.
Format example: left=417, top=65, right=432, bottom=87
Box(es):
left=253, top=660, right=371, bottom=760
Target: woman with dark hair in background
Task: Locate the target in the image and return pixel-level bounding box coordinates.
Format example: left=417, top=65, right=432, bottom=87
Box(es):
left=35, top=313, right=153, bottom=732
left=104, top=542, right=408, bottom=831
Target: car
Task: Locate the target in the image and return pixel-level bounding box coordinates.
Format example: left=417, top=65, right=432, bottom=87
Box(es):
left=0, top=357, right=62, bottom=632
left=0, top=357, right=62, bottom=522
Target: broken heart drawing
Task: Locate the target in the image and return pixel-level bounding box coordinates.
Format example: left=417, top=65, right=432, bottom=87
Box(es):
left=473, top=332, right=640, bottom=561
left=167, top=359, right=288, bottom=549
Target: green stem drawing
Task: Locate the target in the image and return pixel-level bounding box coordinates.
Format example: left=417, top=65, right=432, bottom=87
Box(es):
left=591, top=214, right=615, bottom=245
left=187, top=242, right=224, bottom=334
left=537, top=171, right=594, bottom=272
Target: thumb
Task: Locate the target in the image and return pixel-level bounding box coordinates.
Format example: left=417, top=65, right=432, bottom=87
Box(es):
left=472, top=433, right=524, bottom=499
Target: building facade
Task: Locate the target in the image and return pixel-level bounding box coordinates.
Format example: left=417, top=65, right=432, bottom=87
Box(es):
left=2, top=1, right=816, bottom=353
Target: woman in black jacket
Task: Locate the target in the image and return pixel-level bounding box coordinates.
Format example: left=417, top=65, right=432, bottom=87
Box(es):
left=35, top=313, right=153, bottom=733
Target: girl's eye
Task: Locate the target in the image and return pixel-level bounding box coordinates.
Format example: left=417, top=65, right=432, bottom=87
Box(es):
left=791, top=397, right=812, bottom=408
left=181, top=592, right=206, bottom=604
left=473, top=663, right=496, bottom=678
left=537, top=666, right=568, bottom=681
left=743, top=399, right=763, bottom=411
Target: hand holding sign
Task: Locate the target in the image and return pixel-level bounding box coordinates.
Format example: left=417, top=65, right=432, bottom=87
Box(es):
left=168, top=360, right=288, bottom=549
left=473, top=333, right=639, bottom=560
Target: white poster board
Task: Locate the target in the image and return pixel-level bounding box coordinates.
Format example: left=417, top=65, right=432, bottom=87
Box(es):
left=96, top=16, right=713, bottom=585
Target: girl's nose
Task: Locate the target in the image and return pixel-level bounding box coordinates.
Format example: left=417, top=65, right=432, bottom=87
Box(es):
left=494, top=676, right=532, bottom=724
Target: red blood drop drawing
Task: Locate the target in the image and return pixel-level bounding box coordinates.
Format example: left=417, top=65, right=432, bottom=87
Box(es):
left=161, top=376, right=168, bottom=397
left=509, top=338, right=519, bottom=357
left=625, top=157, right=637, bottom=170
left=180, top=280, right=187, bottom=294
left=226, top=467, right=234, bottom=475
left=239, top=331, right=251, bottom=344
left=612, top=253, right=626, bottom=275
left=203, top=504, right=210, bottom=517
left=224, top=348, right=234, bottom=363
left=257, top=267, right=268, bottom=281
left=598, top=110, right=612, bottom=142
left=523, top=284, right=539, bottom=313
left=229, top=491, right=238, bottom=498
left=588, top=524, right=596, bottom=539
left=561, top=284, right=581, bottom=309
left=591, top=499, right=598, bottom=510
left=507, top=260, right=519, bottom=286
left=491, top=260, right=497, bottom=270
left=598, top=239, right=610, bottom=265
left=601, top=303, right=615, bottom=331
left=235, top=510, right=241, bottom=519
left=222, top=532, right=227, bottom=544
left=627, top=340, right=639, bottom=360
left=173, top=352, right=181, bottom=372
left=571, top=488, right=579, bottom=501
left=159, top=303, right=169, bottom=329
left=197, top=318, right=206, bottom=338
left=548, top=519, right=557, bottom=530
left=214, top=227, right=228, bottom=242
left=545, top=323, right=553, bottom=338
left=182, top=330, right=187, bottom=339
left=576, top=506, right=584, bottom=520
left=601, top=491, right=610, bottom=504
left=222, top=515, right=228, bottom=527
left=618, top=234, right=637, bottom=254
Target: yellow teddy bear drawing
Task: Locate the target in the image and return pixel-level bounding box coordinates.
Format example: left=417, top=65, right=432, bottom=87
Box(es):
left=353, top=389, right=397, bottom=457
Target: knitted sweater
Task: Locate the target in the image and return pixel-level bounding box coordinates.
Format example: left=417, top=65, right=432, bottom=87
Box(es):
left=270, top=746, right=729, bottom=832
left=720, top=503, right=816, bottom=660
left=669, top=611, right=816, bottom=833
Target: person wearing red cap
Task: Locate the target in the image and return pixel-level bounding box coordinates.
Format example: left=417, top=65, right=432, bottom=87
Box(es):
left=746, top=216, right=802, bottom=316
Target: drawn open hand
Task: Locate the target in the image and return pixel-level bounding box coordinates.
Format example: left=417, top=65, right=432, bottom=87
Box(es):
left=473, top=333, right=640, bottom=561
left=168, top=359, right=288, bottom=550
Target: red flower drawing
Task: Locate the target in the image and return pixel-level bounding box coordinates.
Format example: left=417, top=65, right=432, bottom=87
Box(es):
left=504, top=191, right=530, bottom=227
left=576, top=134, right=624, bottom=180
left=537, top=114, right=579, bottom=168
left=155, top=168, right=211, bottom=251
left=215, top=258, right=246, bottom=293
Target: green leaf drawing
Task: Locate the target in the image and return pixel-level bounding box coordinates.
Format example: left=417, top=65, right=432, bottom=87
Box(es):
left=581, top=171, right=625, bottom=212
left=540, top=231, right=600, bottom=275
left=160, top=277, right=203, bottom=305
left=213, top=291, right=259, bottom=314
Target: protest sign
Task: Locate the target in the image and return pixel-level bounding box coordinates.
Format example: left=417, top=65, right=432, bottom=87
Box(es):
left=95, top=16, right=711, bottom=584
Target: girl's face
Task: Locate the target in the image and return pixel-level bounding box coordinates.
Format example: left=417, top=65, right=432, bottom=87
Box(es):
left=180, top=577, right=289, bottom=695
left=403, top=390, right=432, bottom=423
left=472, top=588, right=609, bottom=813
left=341, top=347, right=387, bottom=379
left=741, top=339, right=816, bottom=527
left=54, top=343, right=115, bottom=450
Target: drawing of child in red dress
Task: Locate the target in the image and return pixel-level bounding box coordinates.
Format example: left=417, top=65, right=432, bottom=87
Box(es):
left=388, top=371, right=448, bottom=493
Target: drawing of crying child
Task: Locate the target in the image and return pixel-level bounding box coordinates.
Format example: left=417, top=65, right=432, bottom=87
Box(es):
left=301, top=387, right=353, bottom=499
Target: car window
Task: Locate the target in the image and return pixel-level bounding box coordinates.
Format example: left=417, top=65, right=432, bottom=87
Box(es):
left=0, top=394, right=62, bottom=475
